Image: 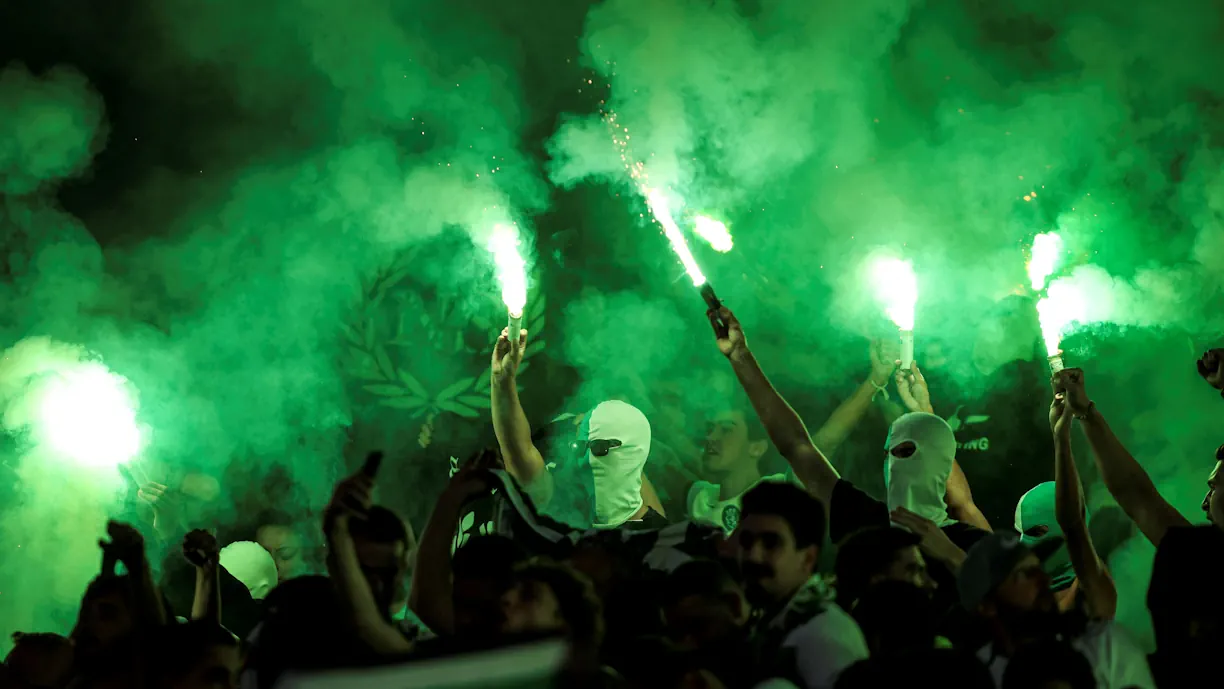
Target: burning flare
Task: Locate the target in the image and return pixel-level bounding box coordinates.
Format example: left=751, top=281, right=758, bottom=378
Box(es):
left=692, top=216, right=733, bottom=253
left=1027, top=232, right=1063, bottom=292
left=646, top=188, right=707, bottom=287
left=871, top=257, right=918, bottom=370
left=489, top=224, right=528, bottom=318
left=1037, top=280, right=1086, bottom=364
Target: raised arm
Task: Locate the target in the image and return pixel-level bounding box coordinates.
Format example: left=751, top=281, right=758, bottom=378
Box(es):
left=183, top=529, right=222, bottom=623
left=100, top=521, right=168, bottom=629
left=408, top=455, right=494, bottom=636
left=1059, top=368, right=1189, bottom=547
left=490, top=327, right=551, bottom=501
left=325, top=471, right=414, bottom=656
left=1050, top=378, right=1116, bottom=619
left=895, top=363, right=991, bottom=531
left=810, top=339, right=897, bottom=458
left=707, top=307, right=839, bottom=507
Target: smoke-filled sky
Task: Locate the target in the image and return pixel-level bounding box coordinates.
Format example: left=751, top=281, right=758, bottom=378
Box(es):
left=1, top=0, right=1222, bottom=647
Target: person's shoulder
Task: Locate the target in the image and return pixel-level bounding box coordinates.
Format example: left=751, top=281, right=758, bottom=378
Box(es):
left=686, top=480, right=718, bottom=511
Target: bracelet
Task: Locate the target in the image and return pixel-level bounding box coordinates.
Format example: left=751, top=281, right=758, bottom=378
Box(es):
left=1074, top=401, right=1096, bottom=420
left=870, top=378, right=890, bottom=401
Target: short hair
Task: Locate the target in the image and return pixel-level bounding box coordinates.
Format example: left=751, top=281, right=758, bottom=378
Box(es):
left=659, top=559, right=738, bottom=610
left=452, top=534, right=529, bottom=582
left=835, top=527, right=922, bottom=608
left=348, top=506, right=408, bottom=545
left=740, top=482, right=827, bottom=548
left=1001, top=640, right=1096, bottom=689
left=513, top=559, right=605, bottom=648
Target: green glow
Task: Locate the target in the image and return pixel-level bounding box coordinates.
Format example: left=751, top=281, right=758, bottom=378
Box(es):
left=646, top=188, right=707, bottom=287
left=692, top=215, right=733, bottom=253
left=36, top=364, right=143, bottom=469
left=488, top=224, right=528, bottom=316
left=1036, top=280, right=1086, bottom=357
left=1028, top=232, right=1063, bottom=292
left=870, top=257, right=917, bottom=330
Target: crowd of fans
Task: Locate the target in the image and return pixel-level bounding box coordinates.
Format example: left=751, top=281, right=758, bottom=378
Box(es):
left=4, top=307, right=1223, bottom=689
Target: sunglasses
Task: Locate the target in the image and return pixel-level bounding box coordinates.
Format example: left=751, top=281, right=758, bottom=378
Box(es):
left=571, top=414, right=623, bottom=458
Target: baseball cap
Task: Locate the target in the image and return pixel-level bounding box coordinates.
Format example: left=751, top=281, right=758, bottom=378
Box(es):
left=957, top=531, right=1063, bottom=611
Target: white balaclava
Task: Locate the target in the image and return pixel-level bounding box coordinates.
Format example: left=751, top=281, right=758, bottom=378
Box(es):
left=219, top=541, right=280, bottom=600
left=587, top=400, right=651, bottom=528
left=884, top=412, right=957, bottom=526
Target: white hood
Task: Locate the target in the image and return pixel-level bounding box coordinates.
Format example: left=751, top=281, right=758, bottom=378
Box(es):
left=587, top=400, right=651, bottom=528
left=884, top=412, right=956, bottom=526
left=220, top=540, right=279, bottom=600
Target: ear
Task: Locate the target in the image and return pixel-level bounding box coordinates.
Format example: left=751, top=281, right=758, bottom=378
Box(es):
left=801, top=545, right=820, bottom=575
left=723, top=591, right=749, bottom=626
left=748, top=439, right=768, bottom=460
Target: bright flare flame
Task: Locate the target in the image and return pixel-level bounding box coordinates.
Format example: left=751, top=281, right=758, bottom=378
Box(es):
left=489, top=224, right=528, bottom=316
left=870, top=258, right=918, bottom=330
left=35, top=365, right=142, bottom=469
left=646, top=188, right=707, bottom=287
left=1036, top=280, right=1086, bottom=357
left=1027, top=232, right=1063, bottom=292
left=692, top=216, right=733, bottom=253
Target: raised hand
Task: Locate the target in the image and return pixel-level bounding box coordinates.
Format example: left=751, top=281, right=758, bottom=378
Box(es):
left=1052, top=368, right=1093, bottom=416
left=890, top=507, right=965, bottom=569
left=1049, top=381, right=1073, bottom=440
left=1198, top=349, right=1224, bottom=397
left=324, top=471, right=375, bottom=537
left=895, top=362, right=933, bottom=414
left=870, top=339, right=899, bottom=386
left=99, top=520, right=146, bottom=570
left=182, top=529, right=220, bottom=570
left=707, top=306, right=748, bottom=360
left=492, top=327, right=527, bottom=384
left=443, top=451, right=498, bottom=505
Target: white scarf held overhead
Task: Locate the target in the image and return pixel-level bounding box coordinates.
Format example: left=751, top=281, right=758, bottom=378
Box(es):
left=587, top=400, right=651, bottom=528
left=884, top=412, right=957, bottom=527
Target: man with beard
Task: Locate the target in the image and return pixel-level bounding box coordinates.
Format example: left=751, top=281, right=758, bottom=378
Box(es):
left=735, top=481, right=868, bottom=689
left=958, top=532, right=1153, bottom=688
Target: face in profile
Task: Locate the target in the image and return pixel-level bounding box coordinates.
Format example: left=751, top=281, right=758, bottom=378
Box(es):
left=736, top=514, right=816, bottom=604
left=1202, top=458, right=1224, bottom=527
left=877, top=545, right=935, bottom=596
left=256, top=524, right=306, bottom=581
left=991, top=553, right=1056, bottom=615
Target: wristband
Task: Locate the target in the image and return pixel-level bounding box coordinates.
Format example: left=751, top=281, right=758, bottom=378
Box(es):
left=1074, top=401, right=1096, bottom=420
left=870, top=378, right=890, bottom=401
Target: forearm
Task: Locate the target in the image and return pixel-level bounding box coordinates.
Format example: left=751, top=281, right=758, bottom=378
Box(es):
left=128, top=557, right=168, bottom=628
left=191, top=567, right=221, bottom=622
left=1080, top=407, right=1188, bottom=546
left=408, top=493, right=463, bottom=636
left=811, top=377, right=881, bottom=458
left=728, top=351, right=839, bottom=493
left=491, top=378, right=546, bottom=484
left=1054, top=435, right=1116, bottom=618
left=329, top=530, right=413, bottom=655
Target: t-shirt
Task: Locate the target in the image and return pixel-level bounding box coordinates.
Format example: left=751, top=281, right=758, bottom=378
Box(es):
left=977, top=622, right=1156, bottom=689
left=927, top=360, right=1053, bottom=530
left=760, top=588, right=868, bottom=689
left=687, top=472, right=793, bottom=534
left=828, top=479, right=989, bottom=624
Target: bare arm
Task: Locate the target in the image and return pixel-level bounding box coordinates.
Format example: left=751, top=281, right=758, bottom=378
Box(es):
left=183, top=530, right=221, bottom=623
left=710, top=308, right=839, bottom=506
left=896, top=363, right=991, bottom=531
left=408, top=488, right=465, bottom=636
left=326, top=475, right=414, bottom=656
left=1060, top=369, right=1189, bottom=548
left=103, top=521, right=168, bottom=629
left=1054, top=432, right=1116, bottom=619
left=491, top=328, right=549, bottom=495
left=811, top=340, right=897, bottom=457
